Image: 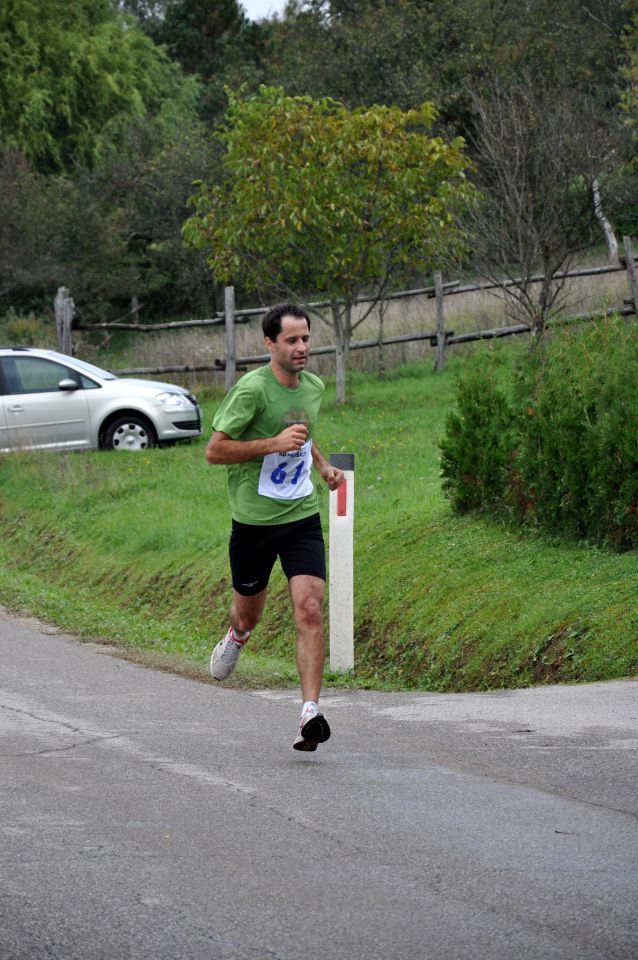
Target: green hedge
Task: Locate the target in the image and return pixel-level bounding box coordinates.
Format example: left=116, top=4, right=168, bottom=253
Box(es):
left=440, top=317, right=638, bottom=550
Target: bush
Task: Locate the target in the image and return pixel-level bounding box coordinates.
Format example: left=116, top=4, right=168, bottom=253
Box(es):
left=440, top=318, right=638, bottom=549
left=0, top=308, right=55, bottom=347
left=516, top=319, right=638, bottom=548
left=440, top=352, right=515, bottom=512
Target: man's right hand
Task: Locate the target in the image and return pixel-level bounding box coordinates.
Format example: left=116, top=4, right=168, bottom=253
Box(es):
left=274, top=423, right=308, bottom=453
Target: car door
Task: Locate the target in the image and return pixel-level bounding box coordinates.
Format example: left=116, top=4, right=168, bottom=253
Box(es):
left=0, top=355, right=92, bottom=451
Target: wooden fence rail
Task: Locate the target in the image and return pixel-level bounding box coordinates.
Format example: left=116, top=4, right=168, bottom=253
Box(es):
left=428, top=261, right=636, bottom=299
left=112, top=305, right=636, bottom=377
left=74, top=280, right=462, bottom=333
left=60, top=238, right=637, bottom=379
left=72, top=257, right=634, bottom=335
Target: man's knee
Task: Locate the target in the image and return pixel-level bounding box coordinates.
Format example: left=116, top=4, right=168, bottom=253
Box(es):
left=232, top=590, right=266, bottom=632
left=295, top=592, right=323, bottom=628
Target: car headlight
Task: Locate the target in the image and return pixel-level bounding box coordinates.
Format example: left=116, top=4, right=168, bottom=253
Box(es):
left=155, top=391, right=192, bottom=410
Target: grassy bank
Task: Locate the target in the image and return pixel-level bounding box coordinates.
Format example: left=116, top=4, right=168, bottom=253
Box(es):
left=0, top=350, right=636, bottom=691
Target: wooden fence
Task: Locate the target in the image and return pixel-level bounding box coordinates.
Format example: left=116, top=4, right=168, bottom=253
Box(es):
left=64, top=236, right=638, bottom=383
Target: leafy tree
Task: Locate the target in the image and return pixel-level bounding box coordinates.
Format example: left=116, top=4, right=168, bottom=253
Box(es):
left=472, top=0, right=630, bottom=99
left=0, top=152, right=65, bottom=301
left=183, top=86, right=475, bottom=401
left=620, top=10, right=638, bottom=144
left=0, top=0, right=198, bottom=171
left=0, top=121, right=218, bottom=322
left=263, top=0, right=634, bottom=133
left=263, top=0, right=482, bottom=127
left=0, top=0, right=216, bottom=320
left=116, top=0, right=166, bottom=28
left=70, top=118, right=219, bottom=319
left=149, top=0, right=268, bottom=121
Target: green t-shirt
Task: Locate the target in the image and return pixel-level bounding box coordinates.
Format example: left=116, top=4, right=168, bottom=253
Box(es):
left=212, top=365, right=326, bottom=525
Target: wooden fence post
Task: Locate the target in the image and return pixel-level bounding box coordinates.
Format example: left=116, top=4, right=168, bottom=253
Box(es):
left=434, top=271, right=446, bottom=372
left=54, top=287, right=74, bottom=356
left=623, top=237, right=638, bottom=312
left=224, top=285, right=236, bottom=391
left=377, top=297, right=389, bottom=379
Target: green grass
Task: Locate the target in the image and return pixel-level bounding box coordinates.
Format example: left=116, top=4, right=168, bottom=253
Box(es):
left=0, top=348, right=636, bottom=691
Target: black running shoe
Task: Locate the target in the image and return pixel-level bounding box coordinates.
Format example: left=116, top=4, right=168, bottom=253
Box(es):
left=293, top=708, right=331, bottom=751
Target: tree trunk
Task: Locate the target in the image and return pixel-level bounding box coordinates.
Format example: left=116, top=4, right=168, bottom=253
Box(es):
left=434, top=270, right=446, bottom=372
left=224, top=285, right=236, bottom=392
left=530, top=313, right=544, bottom=346
left=377, top=299, right=387, bottom=379
left=332, top=300, right=351, bottom=404
left=592, top=177, right=619, bottom=263
left=532, top=258, right=554, bottom=343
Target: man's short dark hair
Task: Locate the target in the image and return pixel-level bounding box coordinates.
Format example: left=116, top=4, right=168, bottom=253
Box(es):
left=262, top=303, right=311, bottom=341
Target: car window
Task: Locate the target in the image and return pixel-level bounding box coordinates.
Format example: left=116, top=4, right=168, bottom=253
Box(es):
left=2, top=356, right=76, bottom=394
left=0, top=357, right=23, bottom=395
left=0, top=357, right=17, bottom=395
left=68, top=357, right=116, bottom=380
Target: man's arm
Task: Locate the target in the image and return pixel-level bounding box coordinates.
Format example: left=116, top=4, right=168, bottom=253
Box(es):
left=206, top=424, right=309, bottom=465
left=311, top=442, right=345, bottom=491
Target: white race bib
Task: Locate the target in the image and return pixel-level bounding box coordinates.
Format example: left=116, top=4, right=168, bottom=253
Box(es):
left=258, top=440, right=314, bottom=500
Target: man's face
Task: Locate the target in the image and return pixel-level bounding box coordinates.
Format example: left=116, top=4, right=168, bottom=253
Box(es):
left=266, top=315, right=310, bottom=375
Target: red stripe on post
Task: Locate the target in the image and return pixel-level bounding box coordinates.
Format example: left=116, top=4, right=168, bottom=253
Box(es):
left=337, top=479, right=347, bottom=516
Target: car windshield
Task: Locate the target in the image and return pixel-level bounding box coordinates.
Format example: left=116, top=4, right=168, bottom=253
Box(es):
left=66, top=356, right=118, bottom=381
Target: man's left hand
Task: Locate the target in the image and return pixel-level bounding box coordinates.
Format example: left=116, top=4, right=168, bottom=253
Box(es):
left=321, top=465, right=345, bottom=491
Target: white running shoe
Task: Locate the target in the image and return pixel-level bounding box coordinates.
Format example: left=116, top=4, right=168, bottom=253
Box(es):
left=210, top=628, right=248, bottom=681
left=293, top=705, right=331, bottom=752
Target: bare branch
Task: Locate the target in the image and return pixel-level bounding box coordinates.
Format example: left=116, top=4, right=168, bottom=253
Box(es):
left=468, top=76, right=615, bottom=337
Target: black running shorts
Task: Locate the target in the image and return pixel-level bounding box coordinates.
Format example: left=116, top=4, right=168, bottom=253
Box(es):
left=229, top=513, right=326, bottom=596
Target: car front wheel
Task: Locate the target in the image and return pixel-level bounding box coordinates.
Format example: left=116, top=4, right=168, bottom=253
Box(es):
left=102, top=416, right=157, bottom=451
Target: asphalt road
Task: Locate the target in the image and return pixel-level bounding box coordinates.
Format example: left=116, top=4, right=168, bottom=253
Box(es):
left=1, top=607, right=637, bottom=960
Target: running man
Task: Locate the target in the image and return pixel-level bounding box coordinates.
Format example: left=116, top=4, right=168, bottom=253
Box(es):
left=206, top=303, right=344, bottom=751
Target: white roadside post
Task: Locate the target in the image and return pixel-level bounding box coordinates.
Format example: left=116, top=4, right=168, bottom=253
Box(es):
left=328, top=453, right=355, bottom=672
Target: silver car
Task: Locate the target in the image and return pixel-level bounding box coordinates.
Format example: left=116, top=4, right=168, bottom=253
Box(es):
left=0, top=346, right=203, bottom=452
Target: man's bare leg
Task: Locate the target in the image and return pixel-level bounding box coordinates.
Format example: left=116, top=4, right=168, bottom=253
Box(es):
left=230, top=588, right=268, bottom=636
left=210, top=588, right=267, bottom=681
left=289, top=574, right=326, bottom=703
left=289, top=574, right=331, bottom=751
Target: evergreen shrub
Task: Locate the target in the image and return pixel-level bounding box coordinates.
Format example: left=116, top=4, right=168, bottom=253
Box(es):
left=440, top=352, right=515, bottom=512
left=440, top=317, right=638, bottom=549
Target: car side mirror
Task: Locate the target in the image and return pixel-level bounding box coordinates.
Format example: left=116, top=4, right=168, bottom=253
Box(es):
left=58, top=378, right=78, bottom=391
